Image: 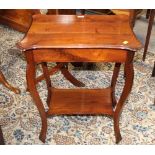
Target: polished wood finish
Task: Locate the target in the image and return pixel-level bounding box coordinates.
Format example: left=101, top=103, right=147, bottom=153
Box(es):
left=0, top=9, right=40, bottom=32
left=111, top=9, right=140, bottom=28
left=143, top=9, right=155, bottom=61
left=0, top=70, right=20, bottom=94
left=33, top=49, right=128, bottom=63
left=0, top=126, right=5, bottom=145
left=17, top=15, right=142, bottom=144
left=48, top=9, right=90, bottom=69
left=47, top=88, right=113, bottom=115
left=17, top=15, right=141, bottom=51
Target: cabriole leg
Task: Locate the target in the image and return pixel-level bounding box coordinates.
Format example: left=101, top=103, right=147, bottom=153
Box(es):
left=113, top=59, right=134, bottom=144
left=41, top=62, right=52, bottom=107
left=25, top=51, right=47, bottom=143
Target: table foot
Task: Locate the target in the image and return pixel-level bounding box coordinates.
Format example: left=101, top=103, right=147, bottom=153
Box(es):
left=115, top=134, right=122, bottom=144
left=39, top=130, right=46, bottom=143
left=113, top=115, right=122, bottom=144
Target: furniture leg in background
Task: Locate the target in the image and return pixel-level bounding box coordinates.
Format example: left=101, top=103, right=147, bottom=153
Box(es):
left=143, top=9, right=155, bottom=61
left=151, top=62, right=155, bottom=105
left=0, top=126, right=5, bottom=145
left=152, top=62, right=155, bottom=77
left=0, top=70, right=20, bottom=94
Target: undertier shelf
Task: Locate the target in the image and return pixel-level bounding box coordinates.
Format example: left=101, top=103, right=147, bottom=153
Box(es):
left=47, top=87, right=114, bottom=115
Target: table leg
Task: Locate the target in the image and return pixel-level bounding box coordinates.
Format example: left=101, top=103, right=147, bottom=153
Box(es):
left=113, top=61, right=134, bottom=144
left=35, top=63, right=64, bottom=84
left=111, top=63, right=121, bottom=107
left=25, top=52, right=47, bottom=143
left=152, top=62, right=155, bottom=77
left=41, top=62, right=52, bottom=106
left=0, top=70, right=20, bottom=94
left=59, top=63, right=85, bottom=87
left=143, top=9, right=155, bottom=61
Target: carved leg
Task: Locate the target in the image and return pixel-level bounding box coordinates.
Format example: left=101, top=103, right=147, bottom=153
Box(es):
left=0, top=70, right=20, bottom=94
left=60, top=63, right=85, bottom=87
left=143, top=9, right=155, bottom=61
left=25, top=52, right=47, bottom=143
left=111, top=63, right=121, bottom=107
left=113, top=61, right=134, bottom=144
left=41, top=62, right=52, bottom=106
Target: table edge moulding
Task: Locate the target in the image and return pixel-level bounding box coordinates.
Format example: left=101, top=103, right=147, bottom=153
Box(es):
left=17, top=14, right=142, bottom=144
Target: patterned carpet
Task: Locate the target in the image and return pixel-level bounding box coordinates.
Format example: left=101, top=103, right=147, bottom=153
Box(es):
left=0, top=23, right=155, bottom=145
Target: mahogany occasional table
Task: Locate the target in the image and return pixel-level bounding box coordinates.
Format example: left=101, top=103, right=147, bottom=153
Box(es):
left=17, top=14, right=142, bottom=144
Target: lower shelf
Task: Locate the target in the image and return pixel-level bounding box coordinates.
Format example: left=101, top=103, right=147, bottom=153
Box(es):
left=47, top=87, right=114, bottom=115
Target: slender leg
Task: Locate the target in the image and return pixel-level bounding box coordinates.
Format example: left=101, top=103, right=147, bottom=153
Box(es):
left=143, top=9, right=155, bottom=61
left=111, top=63, right=121, bottom=107
left=0, top=70, right=20, bottom=94
left=60, top=63, right=85, bottom=87
left=0, top=126, right=5, bottom=145
left=146, top=9, right=151, bottom=19
left=113, top=60, right=134, bottom=144
left=152, top=62, right=155, bottom=77
left=41, top=62, right=52, bottom=106
left=25, top=51, right=47, bottom=143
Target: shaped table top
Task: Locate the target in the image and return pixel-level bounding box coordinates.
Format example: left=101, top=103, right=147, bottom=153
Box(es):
left=17, top=14, right=142, bottom=51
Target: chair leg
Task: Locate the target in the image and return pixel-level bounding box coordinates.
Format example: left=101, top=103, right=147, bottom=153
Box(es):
left=143, top=10, right=155, bottom=61
left=0, top=70, right=20, bottom=94
left=0, top=126, right=5, bottom=145
left=146, top=9, right=151, bottom=19
left=152, top=62, right=155, bottom=77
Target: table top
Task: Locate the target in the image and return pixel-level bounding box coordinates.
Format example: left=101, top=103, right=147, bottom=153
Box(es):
left=17, top=14, right=142, bottom=51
